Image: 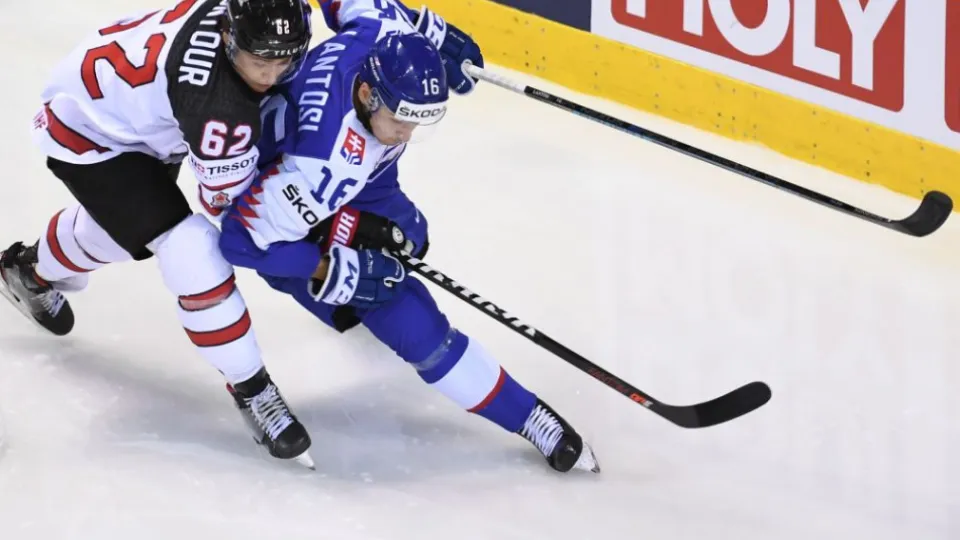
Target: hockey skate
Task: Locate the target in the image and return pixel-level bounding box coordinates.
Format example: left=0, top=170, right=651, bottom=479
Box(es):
left=519, top=399, right=600, bottom=473
left=226, top=368, right=315, bottom=470
left=0, top=241, right=74, bottom=336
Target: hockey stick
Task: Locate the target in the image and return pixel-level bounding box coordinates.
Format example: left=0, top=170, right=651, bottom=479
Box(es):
left=395, top=252, right=772, bottom=428
left=464, top=65, right=953, bottom=238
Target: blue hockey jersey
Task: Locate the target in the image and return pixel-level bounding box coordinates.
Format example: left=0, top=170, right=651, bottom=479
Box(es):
left=219, top=0, right=432, bottom=279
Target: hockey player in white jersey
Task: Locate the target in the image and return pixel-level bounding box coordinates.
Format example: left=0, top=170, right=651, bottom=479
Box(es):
left=0, top=0, right=317, bottom=467
left=218, top=0, right=600, bottom=473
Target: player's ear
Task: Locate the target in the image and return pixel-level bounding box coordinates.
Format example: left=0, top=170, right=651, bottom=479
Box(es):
left=357, top=82, right=372, bottom=105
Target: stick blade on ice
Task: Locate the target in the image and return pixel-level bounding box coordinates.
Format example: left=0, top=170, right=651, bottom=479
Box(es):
left=657, top=381, right=773, bottom=429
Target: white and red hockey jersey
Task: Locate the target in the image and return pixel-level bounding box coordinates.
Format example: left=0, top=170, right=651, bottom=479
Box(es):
left=31, top=0, right=264, bottom=217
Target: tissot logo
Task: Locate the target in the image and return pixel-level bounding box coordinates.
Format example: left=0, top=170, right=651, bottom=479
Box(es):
left=206, top=157, right=256, bottom=175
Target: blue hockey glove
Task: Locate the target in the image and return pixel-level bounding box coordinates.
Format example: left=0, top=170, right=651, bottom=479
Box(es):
left=309, top=244, right=406, bottom=309
left=416, top=7, right=484, bottom=95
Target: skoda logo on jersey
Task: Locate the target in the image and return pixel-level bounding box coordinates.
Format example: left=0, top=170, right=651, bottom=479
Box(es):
left=394, top=100, right=447, bottom=126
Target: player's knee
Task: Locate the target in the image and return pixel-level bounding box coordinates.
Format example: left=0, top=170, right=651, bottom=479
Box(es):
left=409, top=327, right=469, bottom=384
left=149, top=214, right=236, bottom=306
left=362, top=277, right=452, bottom=361
left=179, top=275, right=236, bottom=311
left=73, top=207, right=131, bottom=264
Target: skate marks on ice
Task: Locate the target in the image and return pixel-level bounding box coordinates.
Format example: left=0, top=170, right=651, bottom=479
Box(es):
left=0, top=335, right=621, bottom=539
left=0, top=335, right=555, bottom=482
left=0, top=325, right=944, bottom=539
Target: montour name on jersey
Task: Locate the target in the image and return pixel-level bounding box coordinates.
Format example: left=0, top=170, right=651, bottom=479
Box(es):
left=298, top=38, right=350, bottom=132
left=178, top=1, right=228, bottom=86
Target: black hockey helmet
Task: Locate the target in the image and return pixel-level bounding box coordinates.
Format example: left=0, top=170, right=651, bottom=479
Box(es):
left=223, top=0, right=312, bottom=80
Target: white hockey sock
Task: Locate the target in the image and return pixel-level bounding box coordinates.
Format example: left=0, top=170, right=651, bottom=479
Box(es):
left=151, top=214, right=264, bottom=384
left=36, top=205, right=130, bottom=284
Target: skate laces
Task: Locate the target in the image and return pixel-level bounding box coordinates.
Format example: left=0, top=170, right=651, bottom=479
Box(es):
left=520, top=405, right=565, bottom=457
left=38, top=290, right=65, bottom=317
left=0, top=257, right=64, bottom=317
left=249, top=384, right=294, bottom=440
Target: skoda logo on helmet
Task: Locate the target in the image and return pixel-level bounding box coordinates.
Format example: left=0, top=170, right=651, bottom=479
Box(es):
left=397, top=106, right=445, bottom=119
left=395, top=102, right=447, bottom=125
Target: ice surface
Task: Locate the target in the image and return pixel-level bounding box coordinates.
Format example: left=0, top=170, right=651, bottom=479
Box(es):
left=0, top=2, right=958, bottom=539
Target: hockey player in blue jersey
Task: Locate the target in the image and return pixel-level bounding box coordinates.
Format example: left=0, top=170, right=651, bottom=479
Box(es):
left=218, top=0, right=600, bottom=473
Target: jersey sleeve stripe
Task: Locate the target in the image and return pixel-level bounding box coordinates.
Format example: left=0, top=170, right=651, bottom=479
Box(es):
left=43, top=104, right=111, bottom=156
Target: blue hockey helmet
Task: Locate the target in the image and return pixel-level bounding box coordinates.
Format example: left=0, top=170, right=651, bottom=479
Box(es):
left=358, top=32, right=449, bottom=127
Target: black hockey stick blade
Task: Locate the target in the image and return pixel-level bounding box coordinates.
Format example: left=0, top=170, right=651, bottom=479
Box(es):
left=398, top=253, right=772, bottom=428
left=888, top=190, right=953, bottom=237
left=465, top=65, right=955, bottom=238
left=573, top=345, right=771, bottom=428
left=652, top=381, right=772, bottom=428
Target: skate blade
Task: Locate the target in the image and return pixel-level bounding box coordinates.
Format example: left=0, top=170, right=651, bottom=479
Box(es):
left=294, top=450, right=316, bottom=471
left=0, top=276, right=49, bottom=335
left=573, top=442, right=600, bottom=473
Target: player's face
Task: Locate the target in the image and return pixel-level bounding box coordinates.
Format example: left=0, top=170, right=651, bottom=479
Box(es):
left=369, top=108, right=418, bottom=146
left=357, top=83, right=417, bottom=145
left=232, top=50, right=293, bottom=92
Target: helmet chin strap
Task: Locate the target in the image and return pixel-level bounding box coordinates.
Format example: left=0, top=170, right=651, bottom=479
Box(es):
left=352, top=76, right=376, bottom=132
left=366, top=88, right=383, bottom=113
left=223, top=31, right=242, bottom=69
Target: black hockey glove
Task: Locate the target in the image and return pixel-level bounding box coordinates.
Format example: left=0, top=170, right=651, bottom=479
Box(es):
left=309, top=207, right=429, bottom=333
left=309, top=206, right=416, bottom=256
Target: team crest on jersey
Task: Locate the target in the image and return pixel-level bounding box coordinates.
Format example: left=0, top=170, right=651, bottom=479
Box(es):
left=340, top=128, right=366, bottom=165
left=211, top=192, right=231, bottom=208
